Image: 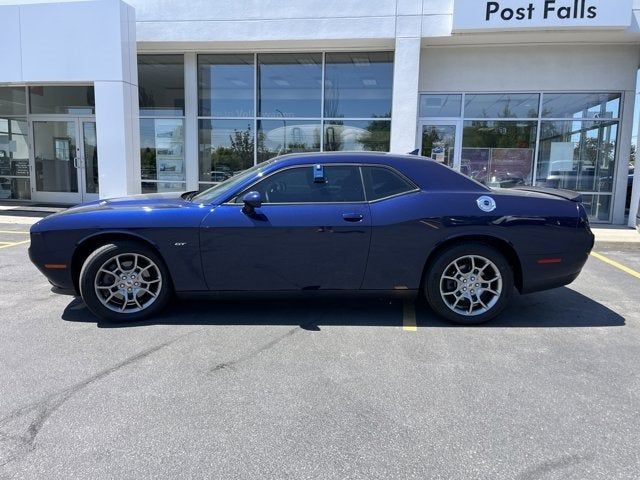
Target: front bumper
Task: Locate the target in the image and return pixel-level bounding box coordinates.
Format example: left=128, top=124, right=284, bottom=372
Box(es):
left=28, top=233, right=75, bottom=291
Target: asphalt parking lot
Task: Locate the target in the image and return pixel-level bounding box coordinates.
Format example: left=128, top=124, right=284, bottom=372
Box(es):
left=0, top=222, right=639, bottom=480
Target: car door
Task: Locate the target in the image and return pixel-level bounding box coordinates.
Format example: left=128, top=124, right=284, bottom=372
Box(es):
left=200, top=164, right=372, bottom=291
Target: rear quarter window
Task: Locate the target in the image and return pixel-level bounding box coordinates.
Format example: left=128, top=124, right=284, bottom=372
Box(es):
left=362, top=166, right=416, bottom=201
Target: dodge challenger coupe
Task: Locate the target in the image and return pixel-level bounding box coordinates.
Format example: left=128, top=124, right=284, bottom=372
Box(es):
left=29, top=152, right=594, bottom=324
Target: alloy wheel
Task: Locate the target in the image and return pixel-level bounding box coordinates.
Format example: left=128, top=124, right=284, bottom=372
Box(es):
left=439, top=254, right=503, bottom=317
left=93, top=253, right=163, bottom=313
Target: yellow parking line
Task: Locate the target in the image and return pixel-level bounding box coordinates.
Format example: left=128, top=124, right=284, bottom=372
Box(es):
left=591, top=251, right=640, bottom=280
left=0, top=240, right=30, bottom=250
left=0, top=230, right=29, bottom=234
left=402, top=299, right=417, bottom=331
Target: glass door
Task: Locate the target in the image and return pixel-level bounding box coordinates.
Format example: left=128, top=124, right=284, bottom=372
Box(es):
left=418, top=121, right=460, bottom=170
left=81, top=121, right=99, bottom=202
left=31, top=118, right=98, bottom=204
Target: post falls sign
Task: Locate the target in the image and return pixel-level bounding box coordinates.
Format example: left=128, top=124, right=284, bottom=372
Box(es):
left=453, top=0, right=633, bottom=32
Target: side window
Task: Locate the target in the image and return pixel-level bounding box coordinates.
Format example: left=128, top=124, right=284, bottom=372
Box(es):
left=240, top=165, right=365, bottom=203
left=362, top=166, right=416, bottom=201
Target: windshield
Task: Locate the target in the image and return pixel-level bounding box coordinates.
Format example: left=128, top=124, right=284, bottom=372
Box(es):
left=191, top=160, right=275, bottom=204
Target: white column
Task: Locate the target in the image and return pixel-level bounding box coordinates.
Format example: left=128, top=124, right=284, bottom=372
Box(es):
left=184, top=52, right=199, bottom=192
left=612, top=90, right=635, bottom=224
left=95, top=80, right=141, bottom=199
left=389, top=36, right=421, bottom=154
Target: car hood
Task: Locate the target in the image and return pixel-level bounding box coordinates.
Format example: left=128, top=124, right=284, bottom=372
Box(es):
left=48, top=192, right=194, bottom=218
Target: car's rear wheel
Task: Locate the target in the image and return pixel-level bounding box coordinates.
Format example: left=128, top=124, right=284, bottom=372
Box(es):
left=424, top=243, right=513, bottom=325
left=79, top=241, right=172, bottom=322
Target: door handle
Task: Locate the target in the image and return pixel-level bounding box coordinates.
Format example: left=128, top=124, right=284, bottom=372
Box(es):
left=73, top=157, right=79, bottom=169
left=342, top=213, right=364, bottom=222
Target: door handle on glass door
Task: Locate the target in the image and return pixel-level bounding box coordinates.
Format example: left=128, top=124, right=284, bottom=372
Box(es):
left=342, top=213, right=364, bottom=222
left=73, top=157, right=79, bottom=169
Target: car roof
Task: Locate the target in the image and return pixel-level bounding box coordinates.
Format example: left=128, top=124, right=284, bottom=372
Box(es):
left=268, top=152, right=488, bottom=193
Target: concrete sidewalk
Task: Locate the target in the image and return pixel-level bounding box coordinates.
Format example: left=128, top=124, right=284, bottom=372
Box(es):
left=0, top=202, right=68, bottom=226
left=592, top=225, right=640, bottom=244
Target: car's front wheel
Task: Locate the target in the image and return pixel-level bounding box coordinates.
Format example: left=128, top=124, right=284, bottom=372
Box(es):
left=424, top=243, right=513, bottom=325
left=79, top=241, right=172, bottom=322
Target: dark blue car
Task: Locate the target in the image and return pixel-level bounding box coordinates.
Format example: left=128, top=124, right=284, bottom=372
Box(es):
left=29, top=152, right=594, bottom=324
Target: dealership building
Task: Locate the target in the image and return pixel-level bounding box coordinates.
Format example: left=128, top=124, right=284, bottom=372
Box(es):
left=1, top=0, right=639, bottom=225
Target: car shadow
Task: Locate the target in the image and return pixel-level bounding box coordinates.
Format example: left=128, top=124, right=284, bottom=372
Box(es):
left=61, top=286, right=625, bottom=329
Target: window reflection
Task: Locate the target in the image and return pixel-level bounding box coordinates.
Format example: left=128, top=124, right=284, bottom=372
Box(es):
left=581, top=194, right=611, bottom=222
left=198, top=119, right=254, bottom=183
left=324, top=52, right=393, bottom=118
left=198, top=54, right=254, bottom=117
left=141, top=181, right=186, bottom=193
left=419, top=94, right=462, bottom=118
left=537, top=120, right=617, bottom=192
left=462, top=121, right=537, bottom=187
left=0, top=117, right=30, bottom=200
left=138, top=55, right=185, bottom=116
left=464, top=94, right=539, bottom=119
left=257, top=53, right=322, bottom=118
left=324, top=120, right=391, bottom=152
left=542, top=93, right=620, bottom=119
left=0, top=87, right=27, bottom=116
left=257, top=120, right=320, bottom=162
left=139, top=118, right=185, bottom=182
left=29, top=86, right=95, bottom=115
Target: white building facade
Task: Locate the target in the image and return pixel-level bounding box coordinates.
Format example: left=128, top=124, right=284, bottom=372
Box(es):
left=1, top=0, right=639, bottom=225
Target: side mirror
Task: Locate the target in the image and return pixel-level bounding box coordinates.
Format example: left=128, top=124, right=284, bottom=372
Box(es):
left=242, top=191, right=262, bottom=214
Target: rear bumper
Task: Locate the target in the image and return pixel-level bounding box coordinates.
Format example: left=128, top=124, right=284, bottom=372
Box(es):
left=519, top=228, right=594, bottom=294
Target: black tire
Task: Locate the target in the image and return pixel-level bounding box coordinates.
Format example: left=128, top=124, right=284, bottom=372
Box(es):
left=79, top=241, right=172, bottom=322
left=424, top=242, right=514, bottom=325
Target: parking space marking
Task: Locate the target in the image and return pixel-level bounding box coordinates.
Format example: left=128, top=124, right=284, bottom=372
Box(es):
left=0, top=230, right=30, bottom=235
left=0, top=240, right=30, bottom=250
left=403, top=299, right=417, bottom=331
left=591, top=251, right=640, bottom=280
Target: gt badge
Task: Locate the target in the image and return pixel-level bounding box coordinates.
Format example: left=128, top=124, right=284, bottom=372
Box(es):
left=476, top=196, right=496, bottom=213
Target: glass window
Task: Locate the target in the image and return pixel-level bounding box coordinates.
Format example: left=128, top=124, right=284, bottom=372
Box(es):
left=421, top=124, right=456, bottom=167
left=464, top=94, right=539, bottom=119
left=198, top=54, right=254, bottom=117
left=362, top=166, right=415, bottom=201
left=542, top=93, right=621, bottom=119
left=0, top=87, right=27, bottom=115
left=246, top=165, right=364, bottom=203
left=419, top=94, right=462, bottom=118
left=141, top=181, right=186, bottom=194
left=324, top=52, right=393, bottom=118
left=257, top=120, right=320, bottom=162
left=139, top=118, right=185, bottom=182
left=0, top=118, right=29, bottom=176
left=462, top=121, right=537, bottom=187
left=324, top=120, right=390, bottom=152
left=29, top=86, right=95, bottom=115
left=536, top=120, right=618, bottom=192
left=581, top=194, right=612, bottom=222
left=138, top=55, right=185, bottom=116
left=199, top=119, right=254, bottom=183
left=257, top=53, right=322, bottom=118
left=0, top=117, right=30, bottom=200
